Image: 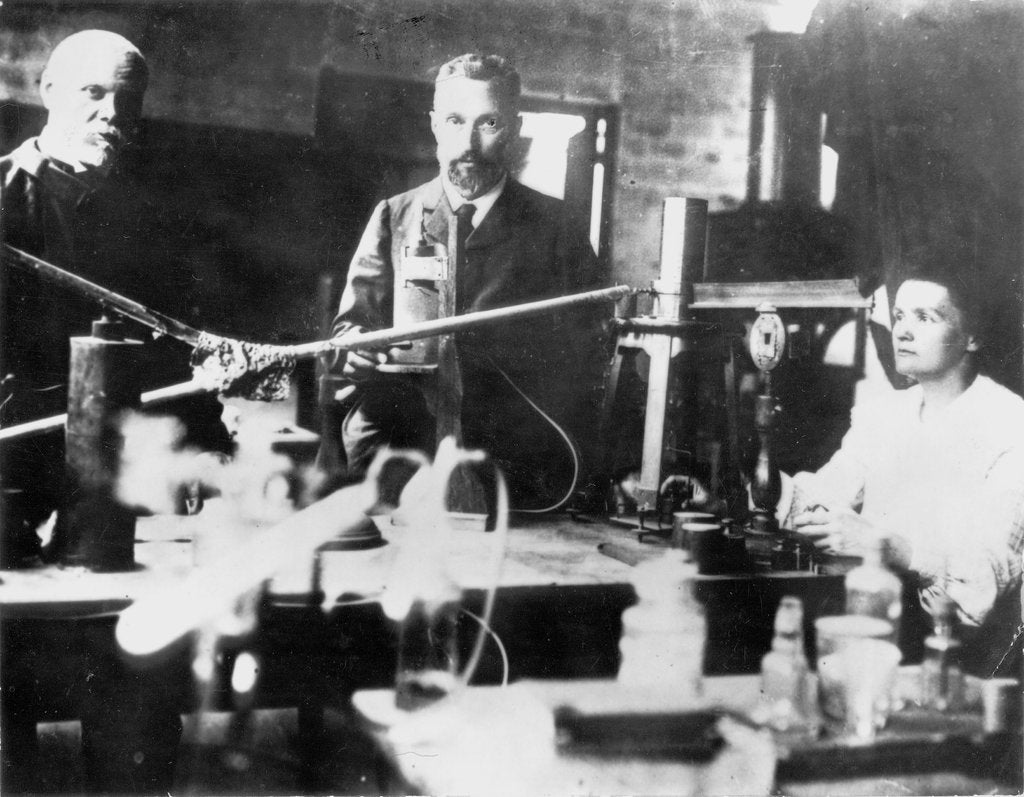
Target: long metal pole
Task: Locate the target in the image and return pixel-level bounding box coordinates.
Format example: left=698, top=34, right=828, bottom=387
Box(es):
left=0, top=285, right=633, bottom=442
left=282, top=284, right=633, bottom=358
left=4, top=243, right=631, bottom=360
left=0, top=380, right=208, bottom=442
left=2, top=244, right=204, bottom=346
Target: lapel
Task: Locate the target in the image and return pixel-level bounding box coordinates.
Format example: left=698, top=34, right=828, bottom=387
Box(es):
left=421, top=177, right=452, bottom=245
left=39, top=162, right=96, bottom=209
left=465, top=180, right=518, bottom=250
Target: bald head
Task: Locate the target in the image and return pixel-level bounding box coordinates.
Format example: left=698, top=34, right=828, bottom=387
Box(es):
left=43, top=30, right=148, bottom=87
left=38, top=30, right=148, bottom=172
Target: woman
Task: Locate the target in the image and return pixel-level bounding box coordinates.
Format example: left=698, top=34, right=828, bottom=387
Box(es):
left=786, top=270, right=1024, bottom=671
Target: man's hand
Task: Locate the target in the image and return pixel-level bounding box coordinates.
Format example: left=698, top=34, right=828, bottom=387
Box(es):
left=339, top=327, right=389, bottom=381
left=792, top=504, right=881, bottom=556
left=343, top=348, right=388, bottom=381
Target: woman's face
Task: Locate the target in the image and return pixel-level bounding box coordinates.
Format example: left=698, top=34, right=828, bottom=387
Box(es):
left=891, top=279, right=978, bottom=382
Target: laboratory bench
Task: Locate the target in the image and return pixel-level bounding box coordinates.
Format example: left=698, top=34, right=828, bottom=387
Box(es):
left=1, top=507, right=843, bottom=715
left=0, top=504, right=1016, bottom=794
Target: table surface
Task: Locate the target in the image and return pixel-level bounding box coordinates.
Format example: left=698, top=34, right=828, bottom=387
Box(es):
left=0, top=505, right=842, bottom=684
left=3, top=506, right=1016, bottom=795
left=0, top=507, right=638, bottom=617
left=0, top=503, right=834, bottom=616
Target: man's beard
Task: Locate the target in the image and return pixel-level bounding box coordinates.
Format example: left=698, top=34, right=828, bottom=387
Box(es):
left=48, top=125, right=127, bottom=171
left=76, top=128, right=126, bottom=169
left=446, top=155, right=505, bottom=199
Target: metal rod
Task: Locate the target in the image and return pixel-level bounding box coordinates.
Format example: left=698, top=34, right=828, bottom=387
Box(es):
left=5, top=243, right=631, bottom=361
left=2, top=244, right=204, bottom=346
left=0, top=284, right=628, bottom=442
left=0, top=380, right=209, bottom=443
left=284, top=284, right=634, bottom=358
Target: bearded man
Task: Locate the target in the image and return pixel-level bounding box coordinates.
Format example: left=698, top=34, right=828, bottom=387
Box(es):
left=0, top=31, right=234, bottom=793
left=2, top=31, right=151, bottom=424
left=327, top=53, right=601, bottom=509
left=1, top=30, right=231, bottom=566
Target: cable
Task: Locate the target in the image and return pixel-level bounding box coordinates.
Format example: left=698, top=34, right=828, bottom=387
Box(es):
left=488, top=358, right=581, bottom=514
left=458, top=466, right=509, bottom=689
left=460, top=608, right=510, bottom=688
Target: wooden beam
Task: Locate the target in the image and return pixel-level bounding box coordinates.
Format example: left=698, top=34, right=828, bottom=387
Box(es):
left=690, top=279, right=872, bottom=310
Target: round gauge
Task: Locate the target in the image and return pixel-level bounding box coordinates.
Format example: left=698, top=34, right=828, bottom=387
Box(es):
left=748, top=307, right=786, bottom=371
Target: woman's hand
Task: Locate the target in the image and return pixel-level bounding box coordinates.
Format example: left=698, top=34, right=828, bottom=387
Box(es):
left=792, top=504, right=881, bottom=555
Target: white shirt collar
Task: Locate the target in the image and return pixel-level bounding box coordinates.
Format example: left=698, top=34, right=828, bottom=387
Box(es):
left=440, top=173, right=507, bottom=228
left=37, top=126, right=113, bottom=177
left=9, top=137, right=102, bottom=192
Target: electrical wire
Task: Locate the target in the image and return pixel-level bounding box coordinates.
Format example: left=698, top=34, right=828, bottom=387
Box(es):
left=457, top=464, right=509, bottom=690
left=489, top=359, right=580, bottom=514
left=460, top=608, right=510, bottom=688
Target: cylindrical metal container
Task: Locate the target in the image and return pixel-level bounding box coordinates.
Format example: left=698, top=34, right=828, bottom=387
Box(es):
left=58, top=320, right=143, bottom=570
left=746, top=31, right=821, bottom=206
left=653, top=197, right=708, bottom=319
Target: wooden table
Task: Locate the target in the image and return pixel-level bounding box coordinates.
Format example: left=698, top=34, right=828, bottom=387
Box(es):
left=0, top=505, right=880, bottom=793
left=0, top=507, right=850, bottom=715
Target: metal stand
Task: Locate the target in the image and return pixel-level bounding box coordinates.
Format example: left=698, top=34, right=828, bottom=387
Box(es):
left=746, top=304, right=785, bottom=535
left=600, top=198, right=728, bottom=532
left=602, top=317, right=724, bottom=518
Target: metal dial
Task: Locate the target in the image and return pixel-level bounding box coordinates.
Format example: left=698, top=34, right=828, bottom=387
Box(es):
left=748, top=304, right=786, bottom=371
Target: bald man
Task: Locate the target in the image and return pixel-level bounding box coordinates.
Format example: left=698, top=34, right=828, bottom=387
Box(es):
left=1, top=32, right=203, bottom=793
left=37, top=29, right=148, bottom=172
left=1, top=30, right=229, bottom=565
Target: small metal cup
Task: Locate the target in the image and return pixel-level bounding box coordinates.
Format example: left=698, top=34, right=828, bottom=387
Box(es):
left=685, top=522, right=725, bottom=573
left=982, top=678, right=1018, bottom=733
left=671, top=511, right=715, bottom=549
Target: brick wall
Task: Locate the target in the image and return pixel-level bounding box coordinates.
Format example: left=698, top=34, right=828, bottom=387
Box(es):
left=0, top=0, right=771, bottom=289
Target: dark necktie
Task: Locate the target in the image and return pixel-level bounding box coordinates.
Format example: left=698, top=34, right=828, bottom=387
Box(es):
left=454, top=203, right=476, bottom=312
left=454, top=203, right=476, bottom=251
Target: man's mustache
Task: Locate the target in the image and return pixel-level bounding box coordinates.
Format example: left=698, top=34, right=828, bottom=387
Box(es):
left=450, top=151, right=499, bottom=167
left=88, top=126, right=128, bottom=146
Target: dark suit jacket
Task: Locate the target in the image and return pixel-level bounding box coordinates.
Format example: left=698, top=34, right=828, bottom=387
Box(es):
left=332, top=176, right=605, bottom=492
left=336, top=176, right=597, bottom=319
left=1, top=139, right=230, bottom=489
left=1, top=138, right=211, bottom=424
